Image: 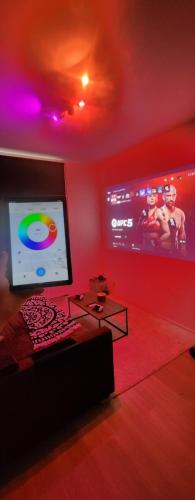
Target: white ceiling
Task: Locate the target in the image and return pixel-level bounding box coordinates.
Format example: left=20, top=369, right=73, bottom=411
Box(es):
left=0, top=0, right=195, bottom=161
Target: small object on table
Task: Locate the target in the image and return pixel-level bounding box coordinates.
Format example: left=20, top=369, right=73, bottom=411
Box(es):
left=75, top=294, right=84, bottom=301
left=97, top=292, right=106, bottom=302
left=88, top=303, right=103, bottom=313
left=89, top=275, right=109, bottom=294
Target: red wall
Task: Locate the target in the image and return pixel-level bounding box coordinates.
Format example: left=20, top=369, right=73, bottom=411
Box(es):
left=47, top=123, right=195, bottom=331
left=66, top=162, right=102, bottom=292
left=97, top=123, right=195, bottom=331
left=46, top=161, right=102, bottom=299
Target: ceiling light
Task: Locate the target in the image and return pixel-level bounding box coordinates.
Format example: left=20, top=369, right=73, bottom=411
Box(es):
left=81, top=74, right=89, bottom=87
left=52, top=114, right=59, bottom=122
left=78, top=100, right=86, bottom=108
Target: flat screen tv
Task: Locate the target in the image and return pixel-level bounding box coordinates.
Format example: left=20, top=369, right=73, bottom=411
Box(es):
left=7, top=197, right=72, bottom=289
left=106, top=164, right=195, bottom=261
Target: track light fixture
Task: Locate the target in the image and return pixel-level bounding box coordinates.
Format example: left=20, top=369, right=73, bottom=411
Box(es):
left=50, top=74, right=90, bottom=123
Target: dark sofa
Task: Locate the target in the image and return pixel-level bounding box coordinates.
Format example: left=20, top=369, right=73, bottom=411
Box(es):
left=0, top=320, right=115, bottom=465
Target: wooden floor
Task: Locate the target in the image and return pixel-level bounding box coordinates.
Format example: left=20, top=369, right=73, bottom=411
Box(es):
left=1, top=350, right=195, bottom=500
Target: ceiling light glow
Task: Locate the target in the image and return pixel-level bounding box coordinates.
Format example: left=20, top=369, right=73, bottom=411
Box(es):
left=78, top=99, right=86, bottom=108
left=81, top=74, right=89, bottom=87
left=78, top=100, right=86, bottom=108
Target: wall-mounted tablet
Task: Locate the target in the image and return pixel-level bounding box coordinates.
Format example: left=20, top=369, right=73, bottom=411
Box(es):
left=8, top=198, right=72, bottom=289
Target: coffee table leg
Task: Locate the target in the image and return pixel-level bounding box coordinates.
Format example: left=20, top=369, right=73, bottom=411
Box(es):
left=103, top=308, right=129, bottom=339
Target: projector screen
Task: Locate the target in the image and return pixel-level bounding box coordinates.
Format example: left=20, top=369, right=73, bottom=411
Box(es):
left=8, top=198, right=72, bottom=289
left=106, top=164, right=195, bottom=261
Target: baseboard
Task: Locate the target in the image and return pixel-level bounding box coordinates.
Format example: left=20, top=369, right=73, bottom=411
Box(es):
left=110, top=293, right=195, bottom=336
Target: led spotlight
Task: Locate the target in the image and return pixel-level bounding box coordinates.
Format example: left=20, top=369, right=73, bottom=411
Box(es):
left=81, top=74, right=89, bottom=87
left=78, top=100, right=86, bottom=108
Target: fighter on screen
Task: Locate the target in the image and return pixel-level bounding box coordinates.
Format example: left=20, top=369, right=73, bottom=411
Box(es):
left=137, top=194, right=170, bottom=249
left=160, top=185, right=186, bottom=253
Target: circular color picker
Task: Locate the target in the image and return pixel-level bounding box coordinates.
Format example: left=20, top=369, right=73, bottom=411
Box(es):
left=18, top=213, right=57, bottom=250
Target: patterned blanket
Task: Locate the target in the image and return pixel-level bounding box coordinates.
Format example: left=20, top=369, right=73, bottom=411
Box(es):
left=20, top=296, right=80, bottom=350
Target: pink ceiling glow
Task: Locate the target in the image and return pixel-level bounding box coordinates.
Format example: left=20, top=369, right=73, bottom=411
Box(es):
left=0, top=0, right=195, bottom=160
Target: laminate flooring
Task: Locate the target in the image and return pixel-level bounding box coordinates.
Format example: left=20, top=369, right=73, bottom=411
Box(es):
left=1, top=350, right=195, bottom=500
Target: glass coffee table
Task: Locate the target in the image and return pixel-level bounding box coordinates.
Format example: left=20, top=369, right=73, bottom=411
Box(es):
left=67, top=292, right=128, bottom=341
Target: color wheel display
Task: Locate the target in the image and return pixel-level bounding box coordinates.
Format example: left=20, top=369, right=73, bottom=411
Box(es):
left=18, top=213, right=57, bottom=250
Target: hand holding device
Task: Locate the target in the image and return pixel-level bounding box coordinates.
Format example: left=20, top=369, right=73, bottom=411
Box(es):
left=0, top=250, right=43, bottom=336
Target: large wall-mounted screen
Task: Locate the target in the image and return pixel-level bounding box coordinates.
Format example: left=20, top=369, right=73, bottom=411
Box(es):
left=106, top=165, right=195, bottom=261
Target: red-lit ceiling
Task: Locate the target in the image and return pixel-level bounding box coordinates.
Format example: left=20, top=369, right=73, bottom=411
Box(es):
left=0, top=0, right=195, bottom=161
